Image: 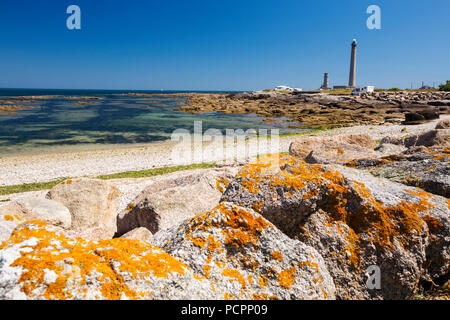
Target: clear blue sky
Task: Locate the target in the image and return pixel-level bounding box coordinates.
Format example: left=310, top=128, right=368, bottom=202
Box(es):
left=1, top=0, right=449, bottom=90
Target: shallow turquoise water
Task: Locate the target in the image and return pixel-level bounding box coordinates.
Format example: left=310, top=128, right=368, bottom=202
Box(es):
left=0, top=90, right=304, bottom=155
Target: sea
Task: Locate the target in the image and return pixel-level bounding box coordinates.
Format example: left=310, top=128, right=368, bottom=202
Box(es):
left=0, top=88, right=304, bottom=156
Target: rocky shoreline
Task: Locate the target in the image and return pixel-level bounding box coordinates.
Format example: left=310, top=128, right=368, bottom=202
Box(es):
left=175, top=91, right=450, bottom=128
left=0, top=117, right=448, bottom=300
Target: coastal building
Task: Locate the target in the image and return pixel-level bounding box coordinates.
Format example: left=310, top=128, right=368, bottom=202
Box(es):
left=351, top=86, right=374, bottom=95
left=332, top=39, right=358, bottom=89
left=320, top=73, right=331, bottom=90
left=274, top=85, right=293, bottom=92
left=348, top=39, right=357, bottom=88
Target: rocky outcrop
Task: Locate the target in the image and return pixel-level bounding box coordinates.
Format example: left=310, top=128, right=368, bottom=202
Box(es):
left=345, top=146, right=449, bottom=198
left=436, top=119, right=450, bottom=129
left=173, top=91, right=449, bottom=129
left=152, top=202, right=336, bottom=300
left=221, top=154, right=449, bottom=299
left=0, top=206, right=336, bottom=300
left=116, top=168, right=237, bottom=237
left=289, top=134, right=377, bottom=161
left=0, top=197, right=71, bottom=229
left=0, top=220, right=221, bottom=300
left=380, top=129, right=449, bottom=148
left=46, top=178, right=120, bottom=239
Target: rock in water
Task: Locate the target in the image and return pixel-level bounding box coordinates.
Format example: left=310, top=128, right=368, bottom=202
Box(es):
left=46, top=178, right=120, bottom=239
left=116, top=168, right=237, bottom=236
left=0, top=197, right=71, bottom=229
left=152, top=202, right=335, bottom=300
left=0, top=220, right=217, bottom=300
left=221, top=154, right=449, bottom=299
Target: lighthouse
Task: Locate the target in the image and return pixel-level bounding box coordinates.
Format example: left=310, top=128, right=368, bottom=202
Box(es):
left=348, top=39, right=357, bottom=88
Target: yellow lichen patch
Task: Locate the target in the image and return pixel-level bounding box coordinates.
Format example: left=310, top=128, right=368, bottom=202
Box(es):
left=192, top=237, right=206, bottom=248
left=3, top=214, right=15, bottom=221
left=270, top=251, right=283, bottom=262
left=222, top=268, right=246, bottom=288
left=278, top=266, right=297, bottom=289
left=125, top=203, right=135, bottom=211
left=298, top=261, right=319, bottom=273
left=1, top=220, right=189, bottom=300
left=206, top=235, right=221, bottom=253
left=203, top=265, right=211, bottom=278
left=258, top=275, right=268, bottom=288
left=217, top=204, right=268, bottom=248
left=216, top=178, right=229, bottom=193
left=224, top=292, right=236, bottom=300
left=252, top=201, right=264, bottom=213
left=252, top=293, right=269, bottom=300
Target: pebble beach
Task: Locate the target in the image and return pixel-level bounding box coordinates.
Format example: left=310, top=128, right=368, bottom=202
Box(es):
left=1, top=115, right=447, bottom=187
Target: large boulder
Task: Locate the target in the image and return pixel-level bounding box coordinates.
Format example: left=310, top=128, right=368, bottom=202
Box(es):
left=116, top=168, right=237, bottom=237
left=0, top=197, right=71, bottom=229
left=304, top=143, right=380, bottom=165
left=289, top=134, right=377, bottom=160
left=436, top=119, right=450, bottom=129
left=221, top=154, right=449, bottom=299
left=152, top=202, right=336, bottom=300
left=46, top=178, right=120, bottom=239
left=0, top=220, right=217, bottom=300
left=380, top=130, right=450, bottom=148
left=345, top=146, right=449, bottom=198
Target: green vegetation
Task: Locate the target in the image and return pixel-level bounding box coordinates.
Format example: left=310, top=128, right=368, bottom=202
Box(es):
left=439, top=80, right=450, bottom=92
left=96, top=162, right=215, bottom=180
left=325, top=88, right=352, bottom=95
left=374, top=88, right=401, bottom=92
left=279, top=127, right=328, bottom=137
left=0, top=163, right=216, bottom=196
left=0, top=178, right=69, bottom=196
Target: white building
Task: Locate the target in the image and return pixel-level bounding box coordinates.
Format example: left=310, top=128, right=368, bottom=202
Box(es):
left=351, top=86, right=375, bottom=95
left=274, top=85, right=293, bottom=92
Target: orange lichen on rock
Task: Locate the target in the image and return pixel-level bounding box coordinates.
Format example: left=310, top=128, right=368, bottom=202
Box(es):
left=192, top=237, right=206, bottom=248
left=216, top=204, right=268, bottom=248
left=216, top=178, right=229, bottom=193
left=252, top=293, right=269, bottom=300
left=258, top=275, right=268, bottom=288
left=235, top=155, right=441, bottom=271
left=270, top=251, right=283, bottom=261
left=278, top=266, right=297, bottom=289
left=252, top=201, right=264, bottom=213
left=222, top=268, right=246, bottom=288
left=0, top=220, right=189, bottom=300
left=3, top=214, right=15, bottom=221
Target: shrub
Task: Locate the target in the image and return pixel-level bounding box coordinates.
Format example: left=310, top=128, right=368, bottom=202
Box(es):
left=438, top=80, right=450, bottom=92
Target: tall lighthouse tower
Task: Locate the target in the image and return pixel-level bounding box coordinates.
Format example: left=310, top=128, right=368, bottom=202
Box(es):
left=348, top=39, right=357, bottom=88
